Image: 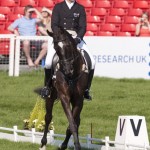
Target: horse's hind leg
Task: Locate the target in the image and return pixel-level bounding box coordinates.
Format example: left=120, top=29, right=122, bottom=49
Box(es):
left=40, top=89, right=57, bottom=150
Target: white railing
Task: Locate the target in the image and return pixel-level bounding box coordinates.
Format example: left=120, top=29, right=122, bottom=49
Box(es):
left=14, top=36, right=52, bottom=76
left=0, top=34, right=15, bottom=76
left=1, top=35, right=150, bottom=79
left=0, top=35, right=52, bottom=76
left=0, top=126, right=150, bottom=150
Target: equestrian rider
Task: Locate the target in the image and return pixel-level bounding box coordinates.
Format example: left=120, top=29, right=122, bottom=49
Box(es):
left=41, top=0, right=95, bottom=100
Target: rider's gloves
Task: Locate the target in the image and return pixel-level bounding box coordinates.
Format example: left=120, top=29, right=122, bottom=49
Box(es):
left=74, top=37, right=81, bottom=45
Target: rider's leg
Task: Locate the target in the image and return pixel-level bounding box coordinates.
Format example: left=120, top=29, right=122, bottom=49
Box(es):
left=78, top=41, right=96, bottom=100
left=84, top=69, right=94, bottom=100
left=41, top=68, right=52, bottom=98
left=41, top=44, right=55, bottom=98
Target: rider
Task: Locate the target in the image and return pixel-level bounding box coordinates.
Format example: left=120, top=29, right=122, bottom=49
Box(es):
left=41, top=0, right=95, bottom=100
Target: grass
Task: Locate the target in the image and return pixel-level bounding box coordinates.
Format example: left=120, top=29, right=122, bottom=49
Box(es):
left=0, top=139, right=95, bottom=150
left=1, top=70, right=150, bottom=148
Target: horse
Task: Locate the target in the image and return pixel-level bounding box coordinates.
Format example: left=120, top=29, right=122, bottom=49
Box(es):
left=40, top=27, right=89, bottom=150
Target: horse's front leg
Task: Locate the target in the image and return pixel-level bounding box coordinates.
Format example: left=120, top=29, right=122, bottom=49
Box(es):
left=60, top=99, right=81, bottom=150
left=40, top=89, right=56, bottom=150
left=59, top=126, right=72, bottom=150
left=60, top=125, right=80, bottom=150
left=71, top=99, right=84, bottom=150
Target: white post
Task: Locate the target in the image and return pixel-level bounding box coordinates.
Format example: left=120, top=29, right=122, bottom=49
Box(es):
left=9, top=35, right=15, bottom=76
left=13, top=125, right=18, bottom=142
left=14, top=37, right=20, bottom=76
left=105, top=136, right=109, bottom=150
left=31, top=128, right=35, bottom=143
left=87, top=134, right=91, bottom=148
left=49, top=130, right=54, bottom=144
left=144, top=142, right=147, bottom=150
left=124, top=141, right=127, bottom=150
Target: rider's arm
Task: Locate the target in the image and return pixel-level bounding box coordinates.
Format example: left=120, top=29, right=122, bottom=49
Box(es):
left=76, top=5, right=86, bottom=40
left=51, top=4, right=60, bottom=33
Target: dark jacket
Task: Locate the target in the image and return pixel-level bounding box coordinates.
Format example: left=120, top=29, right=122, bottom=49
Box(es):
left=51, top=1, right=86, bottom=39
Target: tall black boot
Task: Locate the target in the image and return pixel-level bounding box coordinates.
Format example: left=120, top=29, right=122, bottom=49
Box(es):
left=84, top=69, right=94, bottom=101
left=41, top=68, right=52, bottom=99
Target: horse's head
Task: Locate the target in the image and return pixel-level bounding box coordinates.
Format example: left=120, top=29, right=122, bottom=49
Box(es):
left=47, top=28, right=78, bottom=77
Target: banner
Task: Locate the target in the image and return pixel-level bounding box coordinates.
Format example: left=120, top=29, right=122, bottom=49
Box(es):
left=84, top=37, right=150, bottom=79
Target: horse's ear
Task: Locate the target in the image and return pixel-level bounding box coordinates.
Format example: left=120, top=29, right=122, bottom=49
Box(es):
left=47, top=30, right=53, bottom=37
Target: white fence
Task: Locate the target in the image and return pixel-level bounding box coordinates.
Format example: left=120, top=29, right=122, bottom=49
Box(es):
left=0, top=126, right=150, bottom=150
left=0, top=35, right=52, bottom=76
left=0, top=34, right=15, bottom=76
left=14, top=36, right=52, bottom=76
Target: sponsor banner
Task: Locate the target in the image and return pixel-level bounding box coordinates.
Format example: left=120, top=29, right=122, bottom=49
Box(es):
left=84, top=37, right=150, bottom=79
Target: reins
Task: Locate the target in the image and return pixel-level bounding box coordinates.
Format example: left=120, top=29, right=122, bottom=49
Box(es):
left=59, top=53, right=79, bottom=64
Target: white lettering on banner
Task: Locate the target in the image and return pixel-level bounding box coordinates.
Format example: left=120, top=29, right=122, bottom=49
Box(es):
left=93, top=55, right=147, bottom=63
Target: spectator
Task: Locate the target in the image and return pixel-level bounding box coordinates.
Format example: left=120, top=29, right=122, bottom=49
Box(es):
left=34, top=7, right=52, bottom=67
left=7, top=5, right=43, bottom=67
left=135, top=12, right=150, bottom=37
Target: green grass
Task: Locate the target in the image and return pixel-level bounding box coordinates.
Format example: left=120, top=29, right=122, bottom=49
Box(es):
left=0, top=139, right=95, bottom=150
left=0, top=139, right=68, bottom=150
left=1, top=70, right=150, bottom=148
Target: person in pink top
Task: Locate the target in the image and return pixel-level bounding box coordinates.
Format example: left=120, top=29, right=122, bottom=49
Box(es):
left=135, top=12, right=150, bottom=37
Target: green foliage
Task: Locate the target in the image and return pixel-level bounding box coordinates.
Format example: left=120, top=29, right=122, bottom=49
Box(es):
left=27, top=96, right=46, bottom=130
left=25, top=96, right=54, bottom=132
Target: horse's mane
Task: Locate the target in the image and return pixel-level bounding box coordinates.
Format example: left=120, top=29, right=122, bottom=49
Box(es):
left=58, top=27, right=77, bottom=49
left=47, top=28, right=77, bottom=49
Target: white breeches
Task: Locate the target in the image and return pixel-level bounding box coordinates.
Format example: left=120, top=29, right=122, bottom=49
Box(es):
left=45, top=40, right=96, bottom=69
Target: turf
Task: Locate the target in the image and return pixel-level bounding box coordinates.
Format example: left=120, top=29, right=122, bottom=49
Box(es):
left=0, top=70, right=150, bottom=148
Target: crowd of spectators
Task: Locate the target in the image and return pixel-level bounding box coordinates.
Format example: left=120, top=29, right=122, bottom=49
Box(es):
left=1, top=1, right=150, bottom=67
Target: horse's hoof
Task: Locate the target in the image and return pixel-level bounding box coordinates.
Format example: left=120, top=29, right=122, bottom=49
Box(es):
left=59, top=143, right=67, bottom=150
left=39, top=145, right=46, bottom=150
left=74, top=144, right=81, bottom=150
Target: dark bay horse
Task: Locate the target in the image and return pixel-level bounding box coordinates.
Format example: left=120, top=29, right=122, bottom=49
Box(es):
left=40, top=28, right=89, bottom=150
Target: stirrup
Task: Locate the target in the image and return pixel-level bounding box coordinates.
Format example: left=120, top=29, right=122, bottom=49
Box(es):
left=84, top=90, right=92, bottom=101
left=41, top=86, right=51, bottom=99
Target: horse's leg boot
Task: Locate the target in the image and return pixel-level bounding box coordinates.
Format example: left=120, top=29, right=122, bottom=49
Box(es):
left=41, top=69, right=52, bottom=99
left=84, top=69, right=94, bottom=101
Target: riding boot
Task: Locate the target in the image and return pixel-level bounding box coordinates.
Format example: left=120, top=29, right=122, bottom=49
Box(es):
left=41, top=68, right=52, bottom=99
left=84, top=69, right=94, bottom=101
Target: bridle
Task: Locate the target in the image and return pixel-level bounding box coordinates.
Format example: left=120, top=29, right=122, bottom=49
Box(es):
left=53, top=31, right=85, bottom=85
left=59, top=54, right=79, bottom=65
left=54, top=36, right=79, bottom=67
